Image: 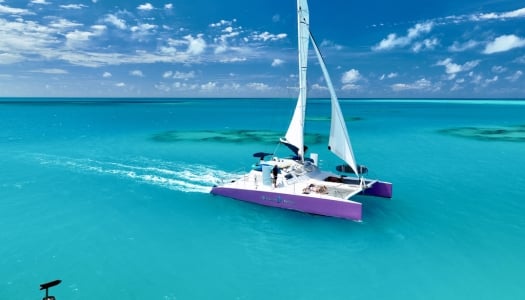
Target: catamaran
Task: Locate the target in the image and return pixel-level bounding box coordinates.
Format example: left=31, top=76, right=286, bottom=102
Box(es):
left=210, top=0, right=392, bottom=221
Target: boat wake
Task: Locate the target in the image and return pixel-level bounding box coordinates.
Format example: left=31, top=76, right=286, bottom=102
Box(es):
left=30, top=153, right=235, bottom=193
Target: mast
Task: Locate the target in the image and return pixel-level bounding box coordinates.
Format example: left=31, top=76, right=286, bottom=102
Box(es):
left=282, top=0, right=310, bottom=161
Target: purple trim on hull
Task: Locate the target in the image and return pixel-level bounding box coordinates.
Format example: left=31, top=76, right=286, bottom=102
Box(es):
left=362, top=181, right=392, bottom=198
left=210, top=186, right=362, bottom=221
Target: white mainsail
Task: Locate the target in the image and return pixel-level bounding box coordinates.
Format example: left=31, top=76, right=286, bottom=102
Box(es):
left=283, top=0, right=310, bottom=160
left=310, top=34, right=359, bottom=177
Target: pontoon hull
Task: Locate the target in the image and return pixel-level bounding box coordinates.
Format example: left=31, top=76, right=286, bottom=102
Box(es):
left=211, top=186, right=362, bottom=221
left=362, top=180, right=392, bottom=198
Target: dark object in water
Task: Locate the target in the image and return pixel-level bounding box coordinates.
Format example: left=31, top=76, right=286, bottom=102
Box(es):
left=336, top=164, right=368, bottom=174
left=40, top=279, right=61, bottom=300
left=252, top=152, right=273, bottom=159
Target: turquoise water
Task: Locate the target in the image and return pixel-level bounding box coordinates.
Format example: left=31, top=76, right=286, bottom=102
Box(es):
left=1, top=98, right=524, bottom=299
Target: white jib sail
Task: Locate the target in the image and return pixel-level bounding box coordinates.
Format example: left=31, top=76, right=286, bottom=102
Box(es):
left=310, top=33, right=359, bottom=177
left=283, top=0, right=310, bottom=160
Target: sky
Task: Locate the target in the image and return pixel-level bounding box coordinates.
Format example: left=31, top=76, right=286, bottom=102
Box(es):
left=0, top=0, right=524, bottom=98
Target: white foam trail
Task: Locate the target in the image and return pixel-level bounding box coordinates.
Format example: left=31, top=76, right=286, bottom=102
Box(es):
left=29, top=153, right=240, bottom=193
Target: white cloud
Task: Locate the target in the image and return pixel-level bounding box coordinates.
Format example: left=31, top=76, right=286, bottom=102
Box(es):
left=412, top=38, right=439, bottom=53
left=373, top=21, right=433, bottom=51
left=391, top=78, right=432, bottom=91
left=185, top=34, right=206, bottom=55
left=474, top=7, right=525, bottom=21
left=506, top=70, right=523, bottom=82
left=311, top=83, right=328, bottom=91
left=49, top=18, right=83, bottom=29
left=138, top=3, right=154, bottom=11
left=436, top=58, right=480, bottom=80
left=0, top=4, right=33, bottom=15
left=60, top=4, right=87, bottom=9
left=210, top=20, right=235, bottom=28
left=116, top=82, right=126, bottom=87
left=171, top=71, right=195, bottom=80
left=65, top=30, right=96, bottom=47
left=271, top=59, right=284, bottom=67
left=130, top=70, right=144, bottom=77
left=219, top=57, right=247, bottom=63
left=0, top=53, right=24, bottom=64
left=130, top=23, right=157, bottom=40
left=104, top=14, right=127, bottom=30
left=252, top=32, right=287, bottom=42
left=491, top=66, right=507, bottom=73
left=320, top=40, right=343, bottom=51
left=448, top=40, right=479, bottom=52
left=485, top=75, right=498, bottom=85
left=31, top=0, right=50, bottom=5
left=201, top=81, right=217, bottom=90
left=379, top=72, right=398, bottom=80
left=247, top=82, right=270, bottom=91
left=341, top=69, right=361, bottom=84
left=164, top=3, right=173, bottom=10
left=30, top=68, right=68, bottom=74
left=483, top=35, right=525, bottom=54
left=103, top=72, right=112, bottom=78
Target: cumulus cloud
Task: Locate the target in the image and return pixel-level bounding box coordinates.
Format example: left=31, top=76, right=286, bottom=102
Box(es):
left=483, top=34, right=525, bottom=54
left=436, top=58, right=480, bottom=79
left=391, top=78, right=432, bottom=91
left=185, top=34, right=206, bottom=55
left=210, top=19, right=236, bottom=28
left=31, top=0, right=50, bottom=5
left=271, top=58, right=284, bottom=67
left=137, top=3, right=154, bottom=11
left=373, top=21, right=434, bottom=51
left=171, top=71, right=195, bottom=80
left=341, top=69, right=361, bottom=84
left=104, top=14, right=127, bottom=30
left=130, top=70, right=144, bottom=77
left=340, top=69, right=362, bottom=90
left=201, top=81, right=217, bottom=90
left=0, top=4, right=33, bottom=15
left=247, top=82, right=270, bottom=91
left=251, top=32, right=287, bottom=42
left=412, top=38, right=439, bottom=52
left=506, top=70, right=523, bottom=82
left=60, top=4, right=87, bottom=9
left=379, top=72, right=398, bottom=80
left=103, top=72, right=112, bottom=78
left=448, top=40, right=479, bottom=52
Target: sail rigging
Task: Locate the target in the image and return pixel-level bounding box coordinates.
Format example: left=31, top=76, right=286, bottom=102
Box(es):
left=309, top=32, right=359, bottom=177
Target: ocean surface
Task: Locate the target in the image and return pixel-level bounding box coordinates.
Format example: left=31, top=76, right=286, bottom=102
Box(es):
left=1, top=98, right=524, bottom=300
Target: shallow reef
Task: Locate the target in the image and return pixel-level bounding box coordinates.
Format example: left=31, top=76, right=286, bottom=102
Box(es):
left=438, top=125, right=525, bottom=142
left=151, top=129, right=327, bottom=144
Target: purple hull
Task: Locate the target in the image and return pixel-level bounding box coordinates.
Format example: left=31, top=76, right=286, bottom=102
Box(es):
left=211, top=186, right=362, bottom=220
left=361, top=180, right=393, bottom=198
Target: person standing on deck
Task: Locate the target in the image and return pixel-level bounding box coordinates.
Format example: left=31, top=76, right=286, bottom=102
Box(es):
left=272, top=165, right=279, bottom=188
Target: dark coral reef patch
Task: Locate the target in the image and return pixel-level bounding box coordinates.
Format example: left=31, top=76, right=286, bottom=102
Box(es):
left=438, top=125, right=525, bottom=142
left=151, top=130, right=326, bottom=144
